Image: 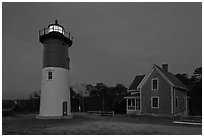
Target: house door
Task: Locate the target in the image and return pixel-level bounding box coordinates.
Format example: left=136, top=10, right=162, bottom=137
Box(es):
left=63, top=101, right=67, bottom=116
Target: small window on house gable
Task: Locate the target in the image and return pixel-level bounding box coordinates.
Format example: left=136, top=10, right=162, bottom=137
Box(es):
left=151, top=97, right=159, bottom=108
left=152, top=78, right=158, bottom=90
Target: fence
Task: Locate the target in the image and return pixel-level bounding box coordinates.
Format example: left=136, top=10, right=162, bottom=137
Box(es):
left=88, top=110, right=115, bottom=116
left=180, top=115, right=202, bottom=123
left=39, top=27, right=73, bottom=40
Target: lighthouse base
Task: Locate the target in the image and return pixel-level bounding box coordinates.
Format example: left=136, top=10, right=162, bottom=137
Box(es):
left=36, top=114, right=73, bottom=120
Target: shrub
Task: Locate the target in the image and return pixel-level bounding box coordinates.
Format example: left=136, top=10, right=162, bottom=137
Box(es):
left=2, top=109, right=16, bottom=117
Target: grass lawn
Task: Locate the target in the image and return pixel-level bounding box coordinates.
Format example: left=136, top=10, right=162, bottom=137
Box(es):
left=2, top=113, right=202, bottom=135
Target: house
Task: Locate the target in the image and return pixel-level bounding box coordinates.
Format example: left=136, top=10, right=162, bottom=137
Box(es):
left=125, top=64, right=189, bottom=117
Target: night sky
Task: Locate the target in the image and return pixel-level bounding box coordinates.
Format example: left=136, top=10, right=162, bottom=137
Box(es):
left=2, top=2, right=201, bottom=99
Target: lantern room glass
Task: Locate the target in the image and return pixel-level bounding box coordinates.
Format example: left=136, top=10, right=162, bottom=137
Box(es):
left=48, top=25, right=64, bottom=34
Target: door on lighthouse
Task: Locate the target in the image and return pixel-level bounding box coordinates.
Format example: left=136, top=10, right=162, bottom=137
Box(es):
left=63, top=101, right=67, bottom=116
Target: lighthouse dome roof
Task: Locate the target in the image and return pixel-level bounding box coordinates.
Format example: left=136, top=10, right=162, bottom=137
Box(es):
left=48, top=20, right=65, bottom=29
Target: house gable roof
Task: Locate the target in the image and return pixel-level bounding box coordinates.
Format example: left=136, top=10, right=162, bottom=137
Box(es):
left=137, top=64, right=188, bottom=91
left=129, top=75, right=145, bottom=90
left=154, top=64, right=188, bottom=90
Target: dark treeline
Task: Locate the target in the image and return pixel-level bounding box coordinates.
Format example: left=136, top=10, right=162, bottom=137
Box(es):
left=3, top=67, right=202, bottom=116
left=71, top=83, right=128, bottom=114
left=2, top=91, right=41, bottom=113
left=2, top=91, right=40, bottom=116
left=2, top=83, right=129, bottom=114
left=175, top=67, right=202, bottom=116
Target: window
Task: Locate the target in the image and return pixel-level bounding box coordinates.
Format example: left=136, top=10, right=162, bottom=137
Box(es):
left=151, top=97, right=159, bottom=108
left=132, top=99, right=135, bottom=106
left=127, top=98, right=136, bottom=110
left=48, top=25, right=64, bottom=34
left=175, top=97, right=178, bottom=108
left=128, top=99, right=131, bottom=106
left=48, top=71, right=52, bottom=80
left=152, top=78, right=158, bottom=90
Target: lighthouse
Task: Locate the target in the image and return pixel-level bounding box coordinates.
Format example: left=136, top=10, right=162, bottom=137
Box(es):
left=37, top=20, right=73, bottom=119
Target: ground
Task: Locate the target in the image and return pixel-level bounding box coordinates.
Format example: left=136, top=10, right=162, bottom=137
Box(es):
left=2, top=113, right=202, bottom=135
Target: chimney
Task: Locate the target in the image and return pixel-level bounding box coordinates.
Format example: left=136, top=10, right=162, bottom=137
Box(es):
left=162, top=64, right=168, bottom=71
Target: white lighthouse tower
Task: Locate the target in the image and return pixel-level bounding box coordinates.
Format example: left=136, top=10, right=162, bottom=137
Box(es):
left=37, top=20, right=73, bottom=119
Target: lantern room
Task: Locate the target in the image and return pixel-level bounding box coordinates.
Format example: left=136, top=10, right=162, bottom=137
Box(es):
left=39, top=20, right=73, bottom=46
left=48, top=20, right=65, bottom=34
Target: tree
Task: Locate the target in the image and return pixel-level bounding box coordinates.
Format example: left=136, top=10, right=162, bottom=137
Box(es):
left=113, top=83, right=127, bottom=96
left=85, top=84, right=94, bottom=96
left=71, top=83, right=87, bottom=112
left=192, top=67, right=202, bottom=80
left=72, top=83, right=87, bottom=97
left=28, top=90, right=41, bottom=112
left=188, top=67, right=202, bottom=115
left=95, top=83, right=109, bottom=111
left=111, top=84, right=127, bottom=113
left=175, top=73, right=190, bottom=87
left=70, top=87, right=80, bottom=112
left=29, top=90, right=41, bottom=99
left=175, top=67, right=202, bottom=115
left=89, top=87, right=100, bottom=97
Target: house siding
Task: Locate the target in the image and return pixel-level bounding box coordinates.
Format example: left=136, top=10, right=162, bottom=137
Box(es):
left=141, top=69, right=172, bottom=115
left=174, top=88, right=187, bottom=114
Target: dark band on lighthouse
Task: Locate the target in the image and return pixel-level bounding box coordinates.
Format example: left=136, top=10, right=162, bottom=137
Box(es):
left=42, top=39, right=69, bottom=69
left=39, top=20, right=73, bottom=69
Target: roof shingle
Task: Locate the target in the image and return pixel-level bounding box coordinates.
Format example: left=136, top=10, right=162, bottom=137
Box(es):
left=129, top=75, right=145, bottom=90
left=154, top=64, right=188, bottom=90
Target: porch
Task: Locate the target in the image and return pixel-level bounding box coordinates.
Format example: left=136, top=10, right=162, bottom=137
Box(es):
left=124, top=92, right=141, bottom=115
